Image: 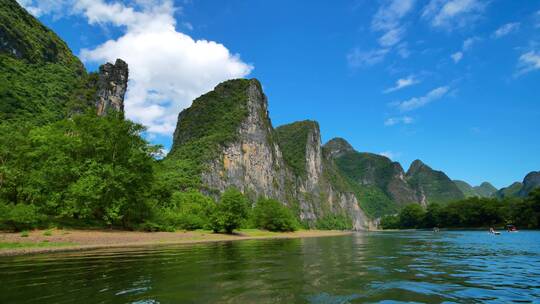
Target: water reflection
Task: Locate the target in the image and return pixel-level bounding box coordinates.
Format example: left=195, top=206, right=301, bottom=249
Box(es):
left=1, top=231, right=539, bottom=303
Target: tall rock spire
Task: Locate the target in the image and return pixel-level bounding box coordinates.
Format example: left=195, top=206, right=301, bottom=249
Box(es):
left=96, top=59, right=128, bottom=116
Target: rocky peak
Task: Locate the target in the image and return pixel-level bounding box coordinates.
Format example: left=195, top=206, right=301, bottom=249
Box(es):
left=95, top=59, right=128, bottom=116
left=323, top=137, right=354, bottom=158
left=406, top=159, right=428, bottom=176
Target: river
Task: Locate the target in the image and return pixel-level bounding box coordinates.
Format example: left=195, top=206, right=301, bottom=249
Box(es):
left=1, top=230, right=539, bottom=303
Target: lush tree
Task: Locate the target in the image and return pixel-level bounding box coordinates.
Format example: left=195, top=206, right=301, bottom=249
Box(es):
left=252, top=198, right=297, bottom=232
left=0, top=112, right=158, bottom=228
left=211, top=188, right=250, bottom=234
left=399, top=204, right=425, bottom=229
left=379, top=214, right=399, bottom=229
left=423, top=203, right=442, bottom=228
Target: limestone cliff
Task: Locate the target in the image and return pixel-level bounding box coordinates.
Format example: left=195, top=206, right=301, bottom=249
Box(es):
left=95, top=59, right=128, bottom=116
left=169, top=79, right=370, bottom=230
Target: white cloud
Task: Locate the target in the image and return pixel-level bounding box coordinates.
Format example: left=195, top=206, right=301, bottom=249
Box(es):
left=450, top=37, right=477, bottom=63
left=372, top=0, right=415, bottom=48
left=462, top=37, right=477, bottom=51
left=378, top=28, right=405, bottom=47
left=393, top=86, right=450, bottom=112
left=384, top=116, right=414, bottom=126
left=379, top=151, right=402, bottom=160
left=384, top=75, right=419, bottom=93
left=347, top=48, right=389, bottom=67
left=492, top=22, right=520, bottom=39
left=372, top=0, right=415, bottom=31
left=17, top=0, right=67, bottom=17
left=422, top=0, right=487, bottom=30
left=451, top=51, right=463, bottom=63
left=516, top=51, right=540, bottom=75
left=22, top=0, right=254, bottom=136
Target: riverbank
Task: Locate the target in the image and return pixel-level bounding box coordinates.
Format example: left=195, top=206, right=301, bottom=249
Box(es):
left=0, top=229, right=352, bottom=256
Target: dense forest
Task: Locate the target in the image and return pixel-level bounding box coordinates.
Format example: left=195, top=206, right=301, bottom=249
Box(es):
left=380, top=188, right=540, bottom=230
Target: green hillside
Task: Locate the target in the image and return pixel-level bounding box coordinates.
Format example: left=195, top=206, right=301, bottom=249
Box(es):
left=0, top=0, right=92, bottom=124
left=406, top=160, right=465, bottom=204
left=473, top=182, right=497, bottom=197
left=454, top=180, right=477, bottom=197
left=275, top=120, right=318, bottom=178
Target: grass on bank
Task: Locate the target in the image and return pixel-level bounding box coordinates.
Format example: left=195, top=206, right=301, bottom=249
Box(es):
left=0, top=241, right=75, bottom=250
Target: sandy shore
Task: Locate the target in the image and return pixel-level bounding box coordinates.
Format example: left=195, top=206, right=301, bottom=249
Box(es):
left=0, top=229, right=352, bottom=256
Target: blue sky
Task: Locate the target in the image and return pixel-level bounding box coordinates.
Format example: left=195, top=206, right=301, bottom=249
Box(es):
left=20, top=0, right=540, bottom=188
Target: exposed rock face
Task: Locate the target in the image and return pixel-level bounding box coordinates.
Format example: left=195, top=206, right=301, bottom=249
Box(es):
left=200, top=80, right=290, bottom=204
left=171, top=79, right=370, bottom=230
left=95, top=59, right=128, bottom=116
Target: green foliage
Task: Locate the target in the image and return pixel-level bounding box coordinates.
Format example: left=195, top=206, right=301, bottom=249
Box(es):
left=252, top=198, right=297, bottom=232
left=315, top=214, right=352, bottom=230
left=167, top=79, right=253, bottom=183
left=143, top=191, right=217, bottom=231
left=398, top=204, right=425, bottom=229
left=329, top=150, right=401, bottom=218
left=0, top=112, right=158, bottom=229
left=275, top=120, right=318, bottom=178
left=406, top=160, right=465, bottom=204
left=0, top=55, right=91, bottom=124
left=20, top=230, right=29, bottom=237
left=210, top=188, right=250, bottom=234
left=380, top=215, right=399, bottom=229
left=0, top=202, right=43, bottom=231
left=381, top=192, right=540, bottom=229
left=0, top=0, right=84, bottom=70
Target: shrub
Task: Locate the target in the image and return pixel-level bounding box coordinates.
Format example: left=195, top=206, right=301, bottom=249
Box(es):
left=210, top=188, right=249, bottom=234
left=315, top=214, right=352, bottom=230
left=252, top=198, right=297, bottom=232
left=0, top=203, right=43, bottom=231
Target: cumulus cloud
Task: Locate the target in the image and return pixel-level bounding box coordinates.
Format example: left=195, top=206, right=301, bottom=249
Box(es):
left=347, top=48, right=389, bottom=67
left=422, top=0, right=487, bottom=30
left=372, top=0, right=415, bottom=47
left=492, top=22, right=520, bottom=39
left=451, top=51, right=463, bottom=63
left=384, top=116, right=414, bottom=126
left=516, top=51, right=540, bottom=76
left=19, top=0, right=253, bottom=136
left=384, top=75, right=419, bottom=93
left=393, top=86, right=450, bottom=112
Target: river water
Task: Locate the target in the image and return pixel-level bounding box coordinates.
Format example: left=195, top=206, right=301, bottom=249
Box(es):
left=1, top=230, right=539, bottom=303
